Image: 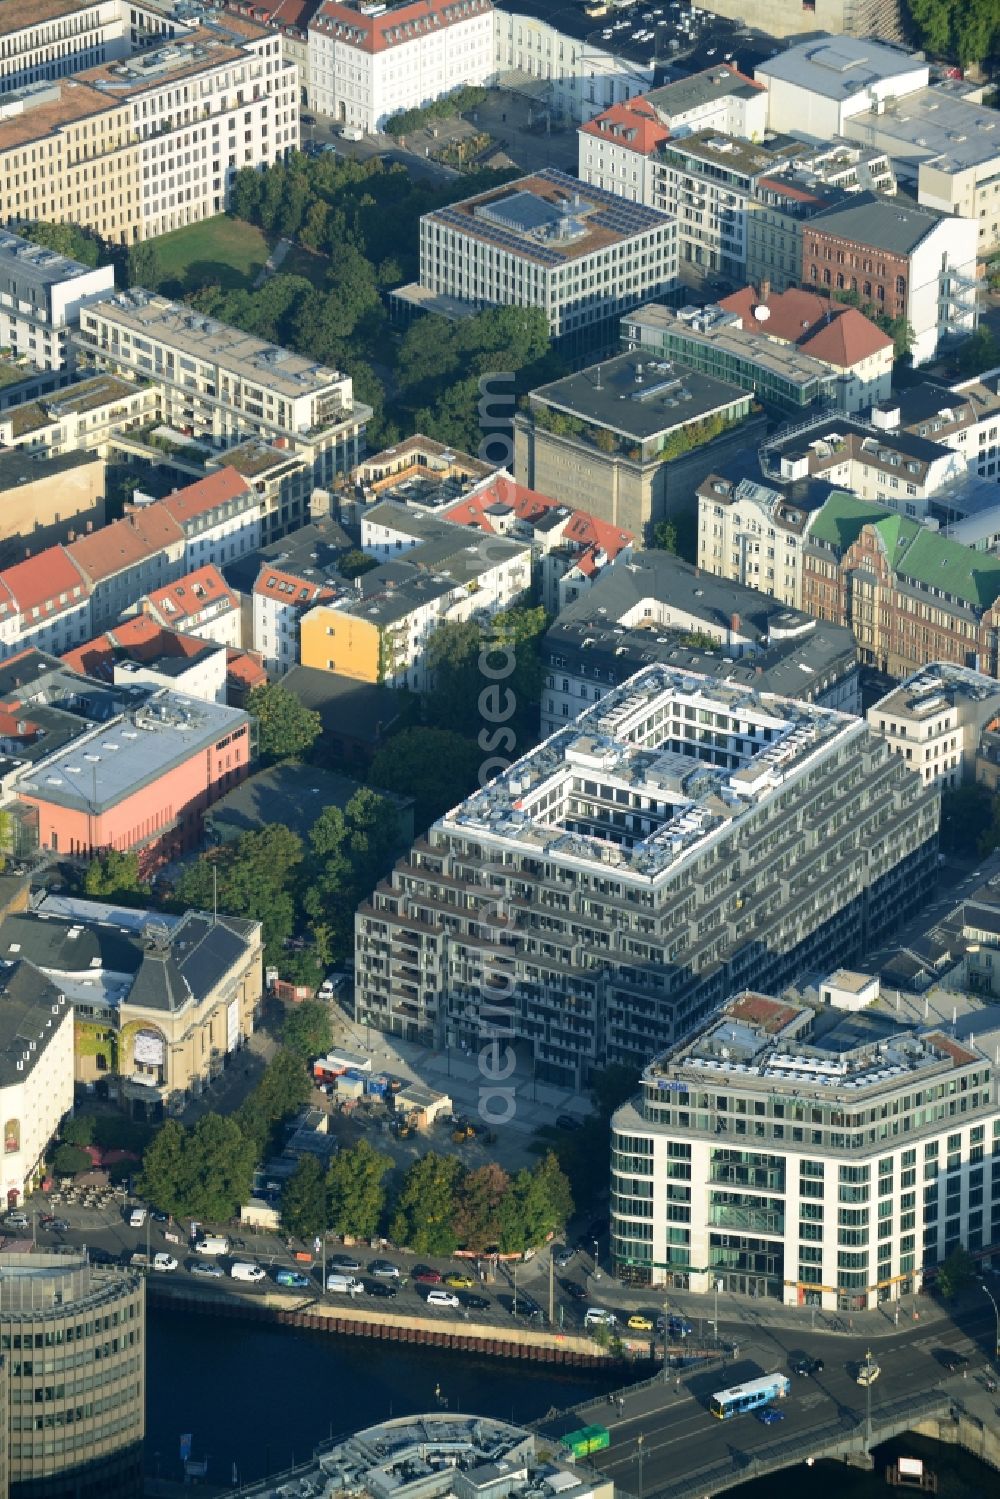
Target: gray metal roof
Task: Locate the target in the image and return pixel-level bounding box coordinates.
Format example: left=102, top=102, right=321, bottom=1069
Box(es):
left=806, top=190, right=945, bottom=255
left=0, top=960, right=68, bottom=1087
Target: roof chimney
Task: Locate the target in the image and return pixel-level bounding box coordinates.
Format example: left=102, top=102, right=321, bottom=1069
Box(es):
left=730, top=612, right=741, bottom=634
left=758, top=279, right=770, bottom=303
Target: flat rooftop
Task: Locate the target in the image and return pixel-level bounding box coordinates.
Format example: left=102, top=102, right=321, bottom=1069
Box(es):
left=0, top=80, right=119, bottom=151
left=212, top=440, right=306, bottom=479
left=17, top=687, right=248, bottom=814
left=443, top=663, right=860, bottom=884
left=873, top=663, right=1000, bottom=721
left=84, top=291, right=349, bottom=405
left=755, top=35, right=927, bottom=99
left=77, top=24, right=256, bottom=97
left=660, top=129, right=799, bottom=179
left=628, top=304, right=838, bottom=395
left=424, top=168, right=672, bottom=269
left=643, top=989, right=986, bottom=1101
left=529, top=350, right=748, bottom=442
left=846, top=85, right=1000, bottom=174
left=0, top=229, right=110, bottom=291
left=6, top=375, right=150, bottom=438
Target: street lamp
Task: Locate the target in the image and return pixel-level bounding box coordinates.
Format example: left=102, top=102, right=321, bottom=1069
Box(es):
left=592, top=1239, right=601, bottom=1281
left=982, top=1280, right=1000, bottom=1360
left=635, top=1434, right=644, bottom=1499
left=714, top=1278, right=723, bottom=1347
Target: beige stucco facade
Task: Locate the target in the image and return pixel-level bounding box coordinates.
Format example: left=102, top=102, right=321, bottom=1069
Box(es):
left=0, top=453, right=105, bottom=566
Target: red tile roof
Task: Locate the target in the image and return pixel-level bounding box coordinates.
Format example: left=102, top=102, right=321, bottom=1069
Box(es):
left=253, top=566, right=337, bottom=607
left=312, top=0, right=491, bottom=53
left=2, top=549, right=86, bottom=615
left=61, top=617, right=214, bottom=680
left=718, top=285, right=893, bottom=369
left=580, top=97, right=670, bottom=156
left=142, top=564, right=239, bottom=625
left=160, top=467, right=252, bottom=527
left=66, top=506, right=184, bottom=583
left=442, top=474, right=633, bottom=574
left=226, top=648, right=267, bottom=689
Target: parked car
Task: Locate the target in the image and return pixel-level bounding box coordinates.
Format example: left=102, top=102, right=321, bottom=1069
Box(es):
left=461, top=1293, right=491, bottom=1310
left=275, top=1269, right=311, bottom=1288
left=189, top=1261, right=224, bottom=1279
left=657, top=1314, right=693, bottom=1338
left=3, top=1211, right=29, bottom=1231
left=856, top=1354, right=881, bottom=1386
left=329, top=1253, right=361, bottom=1272
left=230, top=1261, right=266, bottom=1283
left=192, top=1235, right=228, bottom=1256
left=627, top=1314, right=654, bottom=1332
left=790, top=1354, right=824, bottom=1377
left=152, top=1253, right=178, bottom=1272
left=365, top=1282, right=398, bottom=1299
left=562, top=1280, right=588, bottom=1302
left=554, top=1246, right=575, bottom=1269
left=368, top=1259, right=401, bottom=1279
left=443, top=1273, right=474, bottom=1289
left=326, top=1273, right=363, bottom=1295
left=757, top=1406, right=784, bottom=1425
left=127, top=1207, right=147, bottom=1229
left=412, top=1265, right=442, bottom=1284
left=426, top=1289, right=460, bottom=1308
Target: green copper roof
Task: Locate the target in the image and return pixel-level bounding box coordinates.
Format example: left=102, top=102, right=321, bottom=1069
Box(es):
left=810, top=491, right=1000, bottom=613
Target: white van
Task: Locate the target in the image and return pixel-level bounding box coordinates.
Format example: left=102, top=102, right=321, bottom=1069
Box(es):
left=230, top=1261, right=266, bottom=1283
left=426, top=1289, right=460, bottom=1308
left=193, top=1234, right=229, bottom=1256
left=340, top=125, right=364, bottom=141
left=128, top=1207, right=147, bottom=1228
left=585, top=1307, right=617, bottom=1328
left=326, top=1273, right=363, bottom=1294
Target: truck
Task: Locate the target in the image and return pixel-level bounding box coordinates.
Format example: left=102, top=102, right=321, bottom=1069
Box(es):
left=559, top=1426, right=610, bottom=1460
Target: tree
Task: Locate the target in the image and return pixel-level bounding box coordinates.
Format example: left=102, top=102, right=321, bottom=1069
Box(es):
left=956, top=327, right=1000, bottom=377
left=907, top=0, right=1000, bottom=66
left=281, top=1154, right=328, bottom=1240
left=247, top=683, right=322, bottom=762
left=83, top=849, right=148, bottom=903
left=368, top=728, right=483, bottom=832
left=138, top=1115, right=256, bottom=1222
left=61, top=1116, right=94, bottom=1147
left=137, top=1119, right=190, bottom=1217
left=282, top=1000, right=333, bottom=1061
left=173, top=823, right=304, bottom=958
left=127, top=240, right=163, bottom=290
left=236, top=1048, right=311, bottom=1156
left=326, top=1138, right=393, bottom=1240
left=389, top=1151, right=463, bottom=1253
left=936, top=1244, right=975, bottom=1299
left=453, top=1163, right=510, bottom=1251
left=653, top=520, right=678, bottom=554
left=532, top=1151, right=574, bottom=1232
left=21, top=221, right=102, bottom=267
left=51, top=1144, right=92, bottom=1176
left=940, top=783, right=998, bottom=858
left=339, top=548, right=379, bottom=580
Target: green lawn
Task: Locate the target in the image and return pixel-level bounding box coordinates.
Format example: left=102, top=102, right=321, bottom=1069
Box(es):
left=152, top=215, right=272, bottom=293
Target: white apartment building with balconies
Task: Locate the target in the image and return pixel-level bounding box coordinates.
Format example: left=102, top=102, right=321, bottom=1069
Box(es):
left=0, top=228, right=114, bottom=373
left=868, top=664, right=1000, bottom=790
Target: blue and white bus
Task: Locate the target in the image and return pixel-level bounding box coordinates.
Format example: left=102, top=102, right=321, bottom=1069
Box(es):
left=709, top=1373, right=791, bottom=1419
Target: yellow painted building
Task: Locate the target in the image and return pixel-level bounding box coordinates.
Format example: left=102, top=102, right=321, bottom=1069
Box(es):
left=0, top=87, right=140, bottom=245
left=300, top=604, right=381, bottom=683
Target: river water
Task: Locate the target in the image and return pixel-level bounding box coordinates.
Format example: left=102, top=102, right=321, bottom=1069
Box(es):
left=146, top=1311, right=995, bottom=1496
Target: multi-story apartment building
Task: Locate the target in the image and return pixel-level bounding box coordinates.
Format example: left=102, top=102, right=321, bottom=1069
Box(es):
left=206, top=439, right=313, bottom=543
left=133, top=563, right=243, bottom=648
left=0, top=961, right=73, bottom=1207
left=0, top=0, right=129, bottom=95
left=159, top=467, right=261, bottom=573
left=871, top=376, right=1000, bottom=485
left=0, top=12, right=299, bottom=245
left=65, top=502, right=186, bottom=633
left=253, top=564, right=336, bottom=677
left=801, top=490, right=1000, bottom=677
left=355, top=664, right=938, bottom=1082
left=77, top=290, right=369, bottom=483
left=225, top=0, right=319, bottom=105
left=609, top=986, right=995, bottom=1308
left=697, top=470, right=826, bottom=610
left=541, top=550, right=860, bottom=735
left=309, top=0, right=495, bottom=133
left=868, top=664, right=1000, bottom=790
left=622, top=297, right=892, bottom=416
left=0, top=547, right=91, bottom=658
left=492, top=6, right=654, bottom=124
left=0, top=1250, right=145, bottom=1496
left=0, top=82, right=141, bottom=246
left=401, top=169, right=678, bottom=341
left=801, top=191, right=979, bottom=367
left=0, top=449, right=105, bottom=567
left=0, top=228, right=113, bottom=372
left=578, top=66, right=768, bottom=204
left=6, top=890, right=263, bottom=1114
left=760, top=414, right=967, bottom=520
left=299, top=509, right=531, bottom=690
left=0, top=373, right=161, bottom=455
left=514, top=348, right=763, bottom=538
left=63, top=613, right=231, bottom=705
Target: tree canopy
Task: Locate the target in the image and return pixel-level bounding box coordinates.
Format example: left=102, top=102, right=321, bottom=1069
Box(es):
left=326, top=1137, right=394, bottom=1240
left=281, top=1000, right=333, bottom=1061
left=282, top=1154, right=328, bottom=1240
left=247, top=683, right=322, bottom=762
left=82, top=849, right=149, bottom=905
left=906, top=0, right=999, bottom=67
left=390, top=1151, right=464, bottom=1254
left=21, top=221, right=104, bottom=267
left=235, top=1047, right=311, bottom=1157
left=172, top=823, right=304, bottom=958
left=138, top=1114, right=257, bottom=1222
left=423, top=606, right=549, bottom=750
left=368, top=727, right=483, bottom=832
